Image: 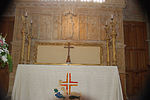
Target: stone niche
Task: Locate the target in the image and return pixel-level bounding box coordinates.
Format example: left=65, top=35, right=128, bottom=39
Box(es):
left=10, top=0, right=126, bottom=98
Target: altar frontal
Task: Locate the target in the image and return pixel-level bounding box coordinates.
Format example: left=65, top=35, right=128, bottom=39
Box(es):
left=12, top=64, right=123, bottom=100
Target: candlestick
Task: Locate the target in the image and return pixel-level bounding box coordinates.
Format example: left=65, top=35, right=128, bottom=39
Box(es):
left=106, top=21, right=108, bottom=26
left=111, top=17, right=117, bottom=66
left=30, top=19, right=32, bottom=24
left=104, top=23, right=110, bottom=66
left=104, top=15, right=117, bottom=66
left=27, top=34, right=31, bottom=63
left=111, top=14, right=113, bottom=20
left=25, top=9, right=28, bottom=17
left=20, top=9, right=33, bottom=64
left=20, top=27, right=26, bottom=64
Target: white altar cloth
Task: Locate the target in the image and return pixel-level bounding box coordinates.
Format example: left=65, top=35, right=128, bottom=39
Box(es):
left=12, top=64, right=123, bottom=100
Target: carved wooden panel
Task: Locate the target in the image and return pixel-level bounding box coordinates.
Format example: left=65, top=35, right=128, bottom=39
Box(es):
left=61, top=14, right=78, bottom=40
left=87, top=16, right=99, bottom=40
left=39, top=15, right=53, bottom=40
left=99, top=16, right=106, bottom=41
left=32, top=13, right=40, bottom=39
left=79, top=16, right=87, bottom=40
left=53, top=16, right=61, bottom=40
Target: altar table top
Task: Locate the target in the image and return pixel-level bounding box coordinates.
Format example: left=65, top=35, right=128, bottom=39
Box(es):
left=12, top=64, right=123, bottom=100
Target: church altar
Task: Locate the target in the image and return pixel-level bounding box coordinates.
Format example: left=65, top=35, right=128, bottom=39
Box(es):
left=12, top=64, right=123, bottom=100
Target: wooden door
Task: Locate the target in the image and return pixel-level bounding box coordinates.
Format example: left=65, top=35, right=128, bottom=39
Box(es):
left=0, top=17, right=14, bottom=95
left=0, top=17, right=14, bottom=52
left=124, top=21, right=149, bottom=100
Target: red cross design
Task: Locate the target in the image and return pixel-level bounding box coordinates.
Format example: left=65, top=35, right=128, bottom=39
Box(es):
left=60, top=73, right=78, bottom=95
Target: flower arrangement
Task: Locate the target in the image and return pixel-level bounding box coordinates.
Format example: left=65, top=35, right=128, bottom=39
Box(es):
left=0, top=33, right=12, bottom=72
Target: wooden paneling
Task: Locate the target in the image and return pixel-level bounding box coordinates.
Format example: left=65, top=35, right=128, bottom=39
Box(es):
left=0, top=17, right=14, bottom=95
left=124, top=21, right=149, bottom=99
left=0, top=17, right=14, bottom=52
left=0, top=66, right=9, bottom=96
left=120, top=73, right=127, bottom=100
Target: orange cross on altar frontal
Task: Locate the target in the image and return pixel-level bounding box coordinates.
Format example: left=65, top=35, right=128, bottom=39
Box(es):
left=60, top=73, right=78, bottom=95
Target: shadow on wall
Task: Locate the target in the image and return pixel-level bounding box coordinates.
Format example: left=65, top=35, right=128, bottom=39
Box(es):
left=138, top=0, right=150, bottom=21
left=0, top=0, right=13, bottom=17
left=138, top=73, right=150, bottom=100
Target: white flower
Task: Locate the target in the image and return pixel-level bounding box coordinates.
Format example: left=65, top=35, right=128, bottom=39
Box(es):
left=3, top=48, right=9, bottom=54
left=0, top=49, right=3, bottom=53
left=2, top=55, right=8, bottom=62
left=3, top=38, right=6, bottom=43
left=0, top=37, right=1, bottom=39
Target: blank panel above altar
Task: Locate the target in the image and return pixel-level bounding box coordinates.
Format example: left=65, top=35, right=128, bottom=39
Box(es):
left=35, top=43, right=103, bottom=65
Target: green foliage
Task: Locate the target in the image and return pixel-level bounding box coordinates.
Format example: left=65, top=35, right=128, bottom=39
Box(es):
left=7, top=54, right=13, bottom=72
